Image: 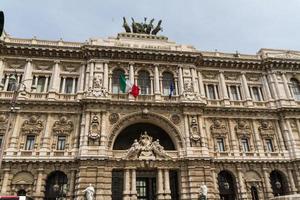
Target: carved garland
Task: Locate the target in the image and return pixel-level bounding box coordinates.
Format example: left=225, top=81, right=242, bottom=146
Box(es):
left=258, top=120, right=275, bottom=138
left=52, top=116, right=73, bottom=136
left=210, top=119, right=228, bottom=138
left=235, top=120, right=252, bottom=138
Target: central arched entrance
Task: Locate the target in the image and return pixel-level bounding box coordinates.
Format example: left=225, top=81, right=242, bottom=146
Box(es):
left=111, top=123, right=179, bottom=200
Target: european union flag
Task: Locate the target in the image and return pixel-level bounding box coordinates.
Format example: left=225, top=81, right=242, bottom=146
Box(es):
left=169, top=82, right=174, bottom=99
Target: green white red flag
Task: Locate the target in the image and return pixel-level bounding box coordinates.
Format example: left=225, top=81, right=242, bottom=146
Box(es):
left=119, top=74, right=139, bottom=97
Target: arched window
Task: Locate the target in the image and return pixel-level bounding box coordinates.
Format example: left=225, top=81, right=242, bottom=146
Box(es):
left=138, top=70, right=150, bottom=95
left=270, top=170, right=288, bottom=196
left=44, top=171, right=68, bottom=200
left=218, top=170, right=237, bottom=200
left=112, top=69, right=125, bottom=94
left=290, top=78, right=300, bottom=100
left=162, top=72, right=175, bottom=96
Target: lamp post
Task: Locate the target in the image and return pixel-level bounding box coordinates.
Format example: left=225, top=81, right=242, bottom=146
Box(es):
left=0, top=71, right=35, bottom=169
left=53, top=183, right=67, bottom=200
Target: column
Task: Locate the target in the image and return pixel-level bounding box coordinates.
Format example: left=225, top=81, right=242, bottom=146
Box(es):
left=77, top=62, right=85, bottom=93
left=33, top=75, right=38, bottom=92
left=157, top=169, right=164, bottom=200
left=274, top=120, right=286, bottom=152
left=154, top=65, right=160, bottom=95
left=43, top=76, right=49, bottom=93
left=198, top=71, right=205, bottom=98
left=23, top=58, right=33, bottom=89
left=103, top=62, right=109, bottom=89
left=252, top=119, right=263, bottom=156
left=282, top=72, right=292, bottom=99
left=7, top=113, right=21, bottom=150
left=241, top=72, right=251, bottom=100
left=178, top=66, right=184, bottom=95
left=262, top=74, right=272, bottom=101
left=49, top=60, right=61, bottom=92
left=61, top=77, right=66, bottom=93
left=129, top=62, right=134, bottom=84
left=263, top=167, right=273, bottom=199
left=286, top=119, right=297, bottom=157
left=211, top=168, right=218, bottom=198
left=131, top=169, right=137, bottom=200
left=184, top=114, right=191, bottom=148
left=4, top=74, right=9, bottom=91
left=272, top=72, right=282, bottom=99
left=287, top=168, right=297, bottom=194
left=237, top=167, right=247, bottom=199
left=123, top=169, right=130, bottom=200
left=68, top=169, right=76, bottom=199
left=219, top=71, right=228, bottom=99
left=191, top=68, right=199, bottom=93
left=71, top=77, right=76, bottom=94
left=164, top=169, right=171, bottom=199
left=89, top=62, right=94, bottom=89
left=0, top=58, right=4, bottom=83
left=35, top=168, right=44, bottom=198
left=0, top=169, right=10, bottom=194
left=293, top=163, right=300, bottom=191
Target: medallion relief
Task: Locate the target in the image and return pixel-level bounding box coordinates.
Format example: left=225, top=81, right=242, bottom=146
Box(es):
left=170, top=114, right=181, bottom=125
left=109, top=113, right=119, bottom=124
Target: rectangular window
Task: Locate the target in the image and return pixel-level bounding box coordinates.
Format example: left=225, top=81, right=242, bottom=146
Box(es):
left=250, top=86, right=264, bottom=101
left=25, top=135, right=35, bottom=150
left=241, top=138, right=250, bottom=152
left=57, top=136, right=66, bottom=150
left=228, top=85, right=241, bottom=100
left=266, top=139, right=274, bottom=152
left=60, top=77, right=78, bottom=94
left=216, top=138, right=225, bottom=152
left=206, top=84, right=218, bottom=100
left=36, top=76, right=46, bottom=92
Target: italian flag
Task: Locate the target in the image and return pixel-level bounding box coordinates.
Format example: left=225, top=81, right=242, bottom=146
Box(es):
left=119, top=74, right=140, bottom=97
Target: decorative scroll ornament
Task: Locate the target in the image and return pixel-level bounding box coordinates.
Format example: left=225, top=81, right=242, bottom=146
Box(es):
left=124, top=132, right=171, bottom=160
left=0, top=114, right=8, bottom=135
left=182, top=81, right=201, bottom=101
left=52, top=116, right=73, bottom=135
left=88, top=115, right=101, bottom=140
left=235, top=120, right=252, bottom=138
left=86, top=75, right=108, bottom=97
left=258, top=120, right=275, bottom=138
left=21, top=115, right=43, bottom=135
left=210, top=119, right=228, bottom=137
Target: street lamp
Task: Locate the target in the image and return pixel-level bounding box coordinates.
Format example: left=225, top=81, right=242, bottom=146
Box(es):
left=53, top=183, right=67, bottom=200
left=0, top=71, right=35, bottom=169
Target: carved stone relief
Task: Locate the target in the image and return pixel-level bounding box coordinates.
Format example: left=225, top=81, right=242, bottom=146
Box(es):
left=0, top=114, right=8, bottom=135
left=202, top=71, right=217, bottom=80
left=189, top=116, right=201, bottom=147
left=21, top=115, right=43, bottom=135
left=170, top=114, right=181, bottom=125
left=182, top=81, right=201, bottom=101
left=235, top=120, right=252, bottom=138
left=210, top=119, right=228, bottom=137
left=124, top=131, right=171, bottom=160
left=11, top=171, right=34, bottom=196
left=52, top=116, right=73, bottom=136
left=88, top=115, right=101, bottom=145
left=224, top=73, right=239, bottom=81
left=109, top=113, right=119, bottom=124
left=246, top=74, right=260, bottom=82
left=258, top=120, right=275, bottom=138
left=86, top=75, right=108, bottom=97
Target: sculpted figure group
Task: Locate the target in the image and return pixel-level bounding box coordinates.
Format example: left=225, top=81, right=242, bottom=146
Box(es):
left=122, top=17, right=163, bottom=35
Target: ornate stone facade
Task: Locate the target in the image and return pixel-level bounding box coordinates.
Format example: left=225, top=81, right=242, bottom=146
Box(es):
left=0, top=31, right=300, bottom=200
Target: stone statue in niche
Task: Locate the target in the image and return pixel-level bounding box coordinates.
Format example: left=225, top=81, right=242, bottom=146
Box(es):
left=86, top=75, right=108, bottom=97
left=88, top=115, right=101, bottom=146
left=124, top=131, right=170, bottom=160
left=199, top=182, right=208, bottom=200
left=189, top=116, right=201, bottom=147
left=83, top=184, right=95, bottom=200
left=182, top=81, right=201, bottom=101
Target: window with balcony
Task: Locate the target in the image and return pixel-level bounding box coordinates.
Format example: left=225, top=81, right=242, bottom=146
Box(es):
left=205, top=84, right=219, bottom=100
left=57, top=136, right=66, bottom=150
left=25, top=135, right=35, bottom=150
left=290, top=78, right=300, bottom=100
left=112, top=69, right=125, bottom=94
left=266, top=138, right=274, bottom=152
left=249, top=86, right=264, bottom=101
left=60, top=77, right=78, bottom=94
left=216, top=138, right=225, bottom=152
left=227, top=85, right=242, bottom=100
left=138, top=70, right=151, bottom=95
left=241, top=138, right=250, bottom=152
left=162, top=72, right=175, bottom=96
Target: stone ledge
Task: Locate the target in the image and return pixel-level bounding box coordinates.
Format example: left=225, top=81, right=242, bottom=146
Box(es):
left=270, top=194, right=300, bottom=200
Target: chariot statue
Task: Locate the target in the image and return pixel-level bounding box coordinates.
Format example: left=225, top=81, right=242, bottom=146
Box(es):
left=122, top=17, right=163, bottom=35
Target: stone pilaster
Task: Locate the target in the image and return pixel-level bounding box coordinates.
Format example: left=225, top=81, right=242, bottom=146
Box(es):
left=164, top=169, right=171, bottom=199
left=131, top=168, right=137, bottom=200
left=34, top=168, right=44, bottom=199
left=123, top=168, right=131, bottom=200
left=0, top=58, right=4, bottom=84
left=287, top=168, right=297, bottom=194
left=0, top=168, right=10, bottom=195
left=103, top=62, right=109, bottom=90
left=178, top=66, right=184, bottom=95
left=241, top=72, right=253, bottom=106
left=219, top=71, right=230, bottom=106
left=157, top=168, right=164, bottom=200
left=263, top=167, right=273, bottom=199
left=23, top=58, right=33, bottom=90
left=49, top=60, right=61, bottom=93
left=197, top=70, right=205, bottom=98
left=237, top=167, right=247, bottom=199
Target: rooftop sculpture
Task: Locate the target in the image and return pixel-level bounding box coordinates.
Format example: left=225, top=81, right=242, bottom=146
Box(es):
left=122, top=17, right=163, bottom=35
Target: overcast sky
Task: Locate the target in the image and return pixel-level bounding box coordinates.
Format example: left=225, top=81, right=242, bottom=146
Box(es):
left=1, top=0, right=300, bottom=54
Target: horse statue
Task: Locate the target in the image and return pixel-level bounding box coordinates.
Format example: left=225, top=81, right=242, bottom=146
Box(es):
left=122, top=17, right=131, bottom=33
left=151, top=20, right=163, bottom=35
left=146, top=18, right=155, bottom=34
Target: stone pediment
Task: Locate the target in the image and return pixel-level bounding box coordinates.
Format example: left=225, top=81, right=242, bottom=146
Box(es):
left=124, top=132, right=171, bottom=160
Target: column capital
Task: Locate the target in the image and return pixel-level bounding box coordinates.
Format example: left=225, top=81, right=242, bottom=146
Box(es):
left=54, top=60, right=61, bottom=64
left=129, top=62, right=135, bottom=66
left=240, top=71, right=247, bottom=75
left=26, top=58, right=32, bottom=62
left=218, top=70, right=225, bottom=73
